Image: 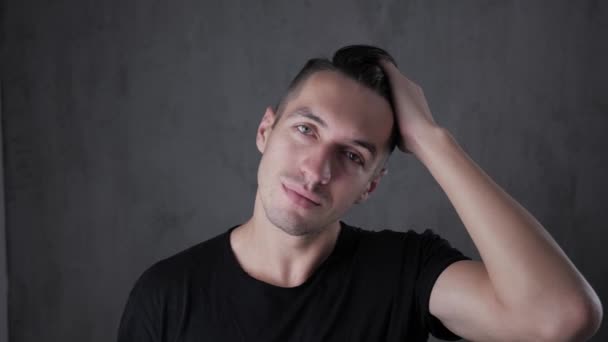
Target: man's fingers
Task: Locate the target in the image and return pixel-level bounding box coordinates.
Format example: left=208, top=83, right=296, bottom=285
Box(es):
left=380, top=59, right=420, bottom=92
left=379, top=59, right=398, bottom=79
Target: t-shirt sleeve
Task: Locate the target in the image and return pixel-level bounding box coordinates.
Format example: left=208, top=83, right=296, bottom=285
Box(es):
left=415, top=229, right=470, bottom=341
left=117, top=266, right=164, bottom=342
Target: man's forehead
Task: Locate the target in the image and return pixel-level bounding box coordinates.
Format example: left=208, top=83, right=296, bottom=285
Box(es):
left=300, top=70, right=364, bottom=93
left=285, top=71, right=393, bottom=128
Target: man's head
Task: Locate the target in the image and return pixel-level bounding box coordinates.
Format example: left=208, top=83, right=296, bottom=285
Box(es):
left=254, top=45, right=398, bottom=237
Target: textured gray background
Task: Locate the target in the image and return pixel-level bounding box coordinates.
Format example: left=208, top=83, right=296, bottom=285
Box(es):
left=1, top=77, right=7, bottom=341
left=1, top=0, right=607, bottom=341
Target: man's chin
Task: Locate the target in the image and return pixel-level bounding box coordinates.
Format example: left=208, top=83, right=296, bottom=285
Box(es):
left=266, top=210, right=324, bottom=237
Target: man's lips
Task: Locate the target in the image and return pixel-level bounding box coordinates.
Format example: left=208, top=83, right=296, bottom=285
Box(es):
left=282, top=183, right=322, bottom=206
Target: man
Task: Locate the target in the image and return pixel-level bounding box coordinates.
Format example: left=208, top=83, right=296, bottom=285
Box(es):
left=118, top=45, right=602, bottom=341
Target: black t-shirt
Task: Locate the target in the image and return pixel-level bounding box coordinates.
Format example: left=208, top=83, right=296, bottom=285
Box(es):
left=117, top=221, right=470, bottom=341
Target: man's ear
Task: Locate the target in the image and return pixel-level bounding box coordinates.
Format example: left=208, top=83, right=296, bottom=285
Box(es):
left=355, top=168, right=388, bottom=204
left=256, top=106, right=277, bottom=153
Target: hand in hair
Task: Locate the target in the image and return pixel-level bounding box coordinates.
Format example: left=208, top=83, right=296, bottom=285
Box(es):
left=379, top=60, right=439, bottom=155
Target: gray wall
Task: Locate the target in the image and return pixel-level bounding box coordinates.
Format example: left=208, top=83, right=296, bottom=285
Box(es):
left=1, top=74, right=8, bottom=341
left=2, top=0, right=606, bottom=341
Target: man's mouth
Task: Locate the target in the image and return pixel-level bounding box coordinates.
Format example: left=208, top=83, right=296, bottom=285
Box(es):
left=282, top=183, right=322, bottom=208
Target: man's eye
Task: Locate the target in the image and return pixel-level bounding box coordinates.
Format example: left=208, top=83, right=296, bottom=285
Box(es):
left=345, top=151, right=364, bottom=165
left=296, top=125, right=312, bottom=135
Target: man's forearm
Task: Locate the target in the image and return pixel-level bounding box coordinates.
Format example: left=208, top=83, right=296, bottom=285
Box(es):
left=412, top=125, right=601, bottom=331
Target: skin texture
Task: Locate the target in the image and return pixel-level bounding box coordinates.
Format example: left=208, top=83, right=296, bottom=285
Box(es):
left=231, top=61, right=603, bottom=341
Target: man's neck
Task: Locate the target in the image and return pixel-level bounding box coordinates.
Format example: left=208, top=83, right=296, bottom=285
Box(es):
left=230, top=194, right=341, bottom=288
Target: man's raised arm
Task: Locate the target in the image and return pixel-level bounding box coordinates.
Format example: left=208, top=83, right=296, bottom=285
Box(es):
left=380, top=60, right=602, bottom=341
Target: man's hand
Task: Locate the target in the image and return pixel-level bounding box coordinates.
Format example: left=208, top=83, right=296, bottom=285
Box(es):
left=380, top=60, right=438, bottom=155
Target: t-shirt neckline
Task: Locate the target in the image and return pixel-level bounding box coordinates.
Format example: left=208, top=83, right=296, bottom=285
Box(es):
left=223, top=221, right=350, bottom=292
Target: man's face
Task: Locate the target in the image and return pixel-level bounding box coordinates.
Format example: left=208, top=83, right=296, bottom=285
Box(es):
left=255, top=70, right=395, bottom=236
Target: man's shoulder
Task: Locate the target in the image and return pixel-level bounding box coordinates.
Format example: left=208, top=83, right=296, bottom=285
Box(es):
left=133, top=227, right=232, bottom=291
left=345, top=221, right=444, bottom=246
left=343, top=222, right=464, bottom=262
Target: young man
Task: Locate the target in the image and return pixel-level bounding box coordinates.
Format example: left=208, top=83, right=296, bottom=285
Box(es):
left=118, top=45, right=602, bottom=341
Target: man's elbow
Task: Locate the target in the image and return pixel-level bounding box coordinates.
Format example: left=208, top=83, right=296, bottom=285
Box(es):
left=536, top=294, right=603, bottom=342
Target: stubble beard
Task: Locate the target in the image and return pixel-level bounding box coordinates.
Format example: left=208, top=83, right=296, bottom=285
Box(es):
left=260, top=185, right=327, bottom=237
left=263, top=200, right=324, bottom=237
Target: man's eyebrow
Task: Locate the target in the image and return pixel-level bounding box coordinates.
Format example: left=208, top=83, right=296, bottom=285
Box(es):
left=287, top=106, right=378, bottom=159
left=352, top=139, right=377, bottom=159
left=287, top=107, right=327, bottom=128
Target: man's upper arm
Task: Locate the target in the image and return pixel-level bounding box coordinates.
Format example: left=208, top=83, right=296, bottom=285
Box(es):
left=429, top=260, right=535, bottom=341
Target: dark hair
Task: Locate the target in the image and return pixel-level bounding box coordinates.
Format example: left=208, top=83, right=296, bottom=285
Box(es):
left=273, top=45, right=399, bottom=156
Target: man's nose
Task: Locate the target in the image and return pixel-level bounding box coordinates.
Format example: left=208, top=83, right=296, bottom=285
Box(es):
left=300, top=148, right=332, bottom=186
